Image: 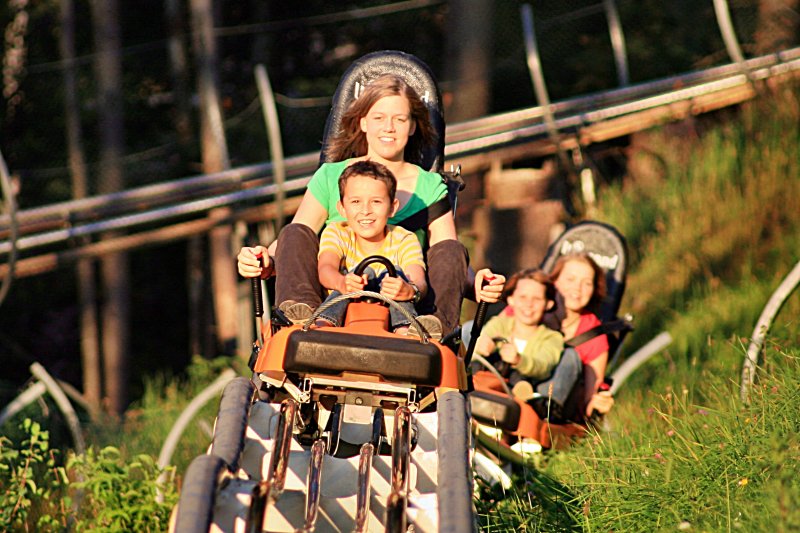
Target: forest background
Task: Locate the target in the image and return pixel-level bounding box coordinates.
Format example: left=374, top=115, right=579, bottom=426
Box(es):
left=1, top=0, right=798, bottom=417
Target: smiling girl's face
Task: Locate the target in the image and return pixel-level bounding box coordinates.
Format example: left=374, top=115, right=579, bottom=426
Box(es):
left=360, top=95, right=416, bottom=163
left=554, top=259, right=596, bottom=313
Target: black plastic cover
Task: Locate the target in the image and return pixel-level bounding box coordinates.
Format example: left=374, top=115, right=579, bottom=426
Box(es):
left=283, top=329, right=443, bottom=386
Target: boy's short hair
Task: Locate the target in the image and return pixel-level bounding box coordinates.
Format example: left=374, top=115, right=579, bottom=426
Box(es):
left=502, top=268, right=556, bottom=303
left=338, top=160, right=398, bottom=201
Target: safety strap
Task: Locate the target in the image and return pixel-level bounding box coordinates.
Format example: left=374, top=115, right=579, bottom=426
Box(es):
left=397, top=196, right=452, bottom=234
left=565, top=318, right=632, bottom=348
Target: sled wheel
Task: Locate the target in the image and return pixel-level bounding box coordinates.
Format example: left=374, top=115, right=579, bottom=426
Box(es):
left=210, top=377, right=255, bottom=471
left=173, top=454, right=228, bottom=533
left=437, top=390, right=477, bottom=532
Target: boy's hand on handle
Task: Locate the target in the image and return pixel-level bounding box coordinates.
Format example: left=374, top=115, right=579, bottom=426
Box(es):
left=237, top=246, right=273, bottom=279
left=379, top=276, right=409, bottom=301
left=475, top=269, right=506, bottom=303
left=342, top=272, right=367, bottom=294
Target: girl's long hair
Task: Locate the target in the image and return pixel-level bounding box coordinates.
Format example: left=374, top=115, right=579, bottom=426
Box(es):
left=324, top=74, right=437, bottom=166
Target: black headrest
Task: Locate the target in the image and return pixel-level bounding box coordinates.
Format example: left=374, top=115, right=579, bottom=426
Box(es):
left=319, top=50, right=445, bottom=172
left=540, top=220, right=628, bottom=321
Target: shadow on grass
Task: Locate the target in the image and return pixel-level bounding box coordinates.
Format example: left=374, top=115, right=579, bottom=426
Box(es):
left=475, top=462, right=582, bottom=532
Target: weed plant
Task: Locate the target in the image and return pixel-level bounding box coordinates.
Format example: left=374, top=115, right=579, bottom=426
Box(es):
left=93, top=355, right=243, bottom=472
left=0, top=355, right=241, bottom=530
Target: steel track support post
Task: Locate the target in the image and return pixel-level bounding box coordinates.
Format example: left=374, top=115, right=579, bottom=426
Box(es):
left=713, top=0, right=752, bottom=82
left=603, top=0, right=630, bottom=87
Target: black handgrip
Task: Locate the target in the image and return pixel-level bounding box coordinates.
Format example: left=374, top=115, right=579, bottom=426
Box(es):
left=353, top=255, right=397, bottom=278
left=251, top=254, right=264, bottom=318
left=464, top=301, right=488, bottom=365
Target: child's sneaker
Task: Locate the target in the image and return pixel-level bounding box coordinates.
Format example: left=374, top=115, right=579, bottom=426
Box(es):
left=406, top=315, right=443, bottom=341
left=277, top=300, right=314, bottom=324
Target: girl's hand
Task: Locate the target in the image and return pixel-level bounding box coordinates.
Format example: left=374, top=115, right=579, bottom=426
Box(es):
left=475, top=269, right=506, bottom=303
left=237, top=246, right=272, bottom=279
left=498, top=343, right=520, bottom=365
left=474, top=336, right=496, bottom=356
left=585, top=391, right=615, bottom=417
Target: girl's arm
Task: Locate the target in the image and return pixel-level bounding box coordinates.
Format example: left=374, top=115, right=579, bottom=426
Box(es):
left=513, top=331, right=564, bottom=380
left=291, top=189, right=329, bottom=232
left=583, top=351, right=610, bottom=416
left=426, top=211, right=458, bottom=246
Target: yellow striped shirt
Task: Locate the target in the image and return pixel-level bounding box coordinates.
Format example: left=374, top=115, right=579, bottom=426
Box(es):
left=319, top=222, right=425, bottom=275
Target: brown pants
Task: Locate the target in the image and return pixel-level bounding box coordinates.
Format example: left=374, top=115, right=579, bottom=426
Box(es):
left=273, top=223, right=469, bottom=334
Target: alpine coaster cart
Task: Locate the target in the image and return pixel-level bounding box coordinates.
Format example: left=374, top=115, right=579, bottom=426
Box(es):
left=171, top=51, right=476, bottom=533
left=469, top=220, right=633, bottom=462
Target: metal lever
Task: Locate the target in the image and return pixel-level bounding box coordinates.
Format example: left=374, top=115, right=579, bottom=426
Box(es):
left=464, top=274, right=496, bottom=365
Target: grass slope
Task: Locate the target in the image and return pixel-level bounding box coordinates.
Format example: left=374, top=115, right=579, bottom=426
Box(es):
left=477, top=84, right=800, bottom=531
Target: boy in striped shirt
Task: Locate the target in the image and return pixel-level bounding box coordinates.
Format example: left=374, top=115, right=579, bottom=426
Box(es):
left=316, top=160, right=442, bottom=338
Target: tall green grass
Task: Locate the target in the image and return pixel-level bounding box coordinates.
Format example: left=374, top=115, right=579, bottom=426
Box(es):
left=479, top=84, right=800, bottom=531
left=544, top=342, right=800, bottom=532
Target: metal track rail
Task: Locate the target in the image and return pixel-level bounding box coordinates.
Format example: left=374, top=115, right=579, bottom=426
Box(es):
left=354, top=408, right=384, bottom=533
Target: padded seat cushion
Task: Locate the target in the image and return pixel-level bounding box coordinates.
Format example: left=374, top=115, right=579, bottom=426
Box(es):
left=283, top=329, right=443, bottom=385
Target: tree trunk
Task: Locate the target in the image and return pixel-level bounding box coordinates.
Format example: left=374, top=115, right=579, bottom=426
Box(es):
left=190, top=0, right=239, bottom=355
left=444, top=0, right=493, bottom=122
left=755, top=0, right=800, bottom=54
left=165, top=0, right=207, bottom=357
left=90, top=0, right=130, bottom=417
left=165, top=0, right=194, bottom=156
left=60, top=0, right=101, bottom=416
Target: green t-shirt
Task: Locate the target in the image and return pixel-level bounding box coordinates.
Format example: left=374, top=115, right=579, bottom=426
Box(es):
left=307, top=159, right=448, bottom=247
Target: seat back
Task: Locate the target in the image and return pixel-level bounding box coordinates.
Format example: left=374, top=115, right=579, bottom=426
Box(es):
left=540, top=220, right=628, bottom=322
left=318, top=50, right=446, bottom=173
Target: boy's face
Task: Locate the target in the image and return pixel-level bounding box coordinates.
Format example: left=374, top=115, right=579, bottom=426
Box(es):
left=507, top=278, right=553, bottom=326
left=337, top=175, right=399, bottom=243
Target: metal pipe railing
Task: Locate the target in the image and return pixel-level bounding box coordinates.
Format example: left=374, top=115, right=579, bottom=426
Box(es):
left=4, top=47, right=798, bottom=237
left=1, top=47, right=799, bottom=268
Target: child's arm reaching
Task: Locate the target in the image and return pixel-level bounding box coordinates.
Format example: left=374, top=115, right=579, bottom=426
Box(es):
left=318, top=251, right=366, bottom=294
left=514, top=329, right=564, bottom=380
